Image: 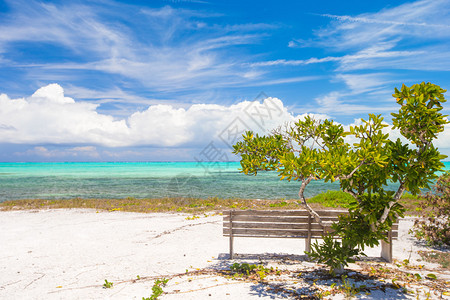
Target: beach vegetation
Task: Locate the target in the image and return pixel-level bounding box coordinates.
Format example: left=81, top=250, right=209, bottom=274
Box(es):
left=308, top=190, right=354, bottom=208
left=103, top=279, right=113, bottom=288
left=232, top=82, right=448, bottom=273
left=418, top=251, right=450, bottom=269
left=412, top=171, right=450, bottom=247
left=269, top=201, right=288, bottom=207
left=229, top=263, right=280, bottom=282
left=142, top=278, right=168, bottom=300
left=0, top=193, right=432, bottom=215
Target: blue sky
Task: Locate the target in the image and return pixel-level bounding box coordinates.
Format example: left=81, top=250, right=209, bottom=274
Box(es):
left=0, top=0, right=449, bottom=162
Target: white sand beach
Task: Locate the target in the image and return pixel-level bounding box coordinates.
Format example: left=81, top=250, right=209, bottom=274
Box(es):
left=0, top=209, right=448, bottom=299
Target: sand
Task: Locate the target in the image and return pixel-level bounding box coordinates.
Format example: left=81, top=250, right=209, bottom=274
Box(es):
left=0, top=209, right=448, bottom=299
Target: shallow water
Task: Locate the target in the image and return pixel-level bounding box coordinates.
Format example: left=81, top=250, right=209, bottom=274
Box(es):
left=0, top=161, right=448, bottom=202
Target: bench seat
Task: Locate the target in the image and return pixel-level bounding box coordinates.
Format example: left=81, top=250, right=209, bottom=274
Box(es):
left=223, top=210, right=398, bottom=262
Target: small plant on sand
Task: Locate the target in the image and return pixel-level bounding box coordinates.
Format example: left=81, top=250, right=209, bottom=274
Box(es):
left=229, top=263, right=273, bottom=281
left=103, top=279, right=113, bottom=289
left=230, top=263, right=257, bottom=275
left=233, top=82, right=448, bottom=273
left=309, top=235, right=360, bottom=275
left=340, top=275, right=360, bottom=299
left=143, top=278, right=169, bottom=300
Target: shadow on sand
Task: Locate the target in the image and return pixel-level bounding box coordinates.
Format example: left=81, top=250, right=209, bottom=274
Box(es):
left=208, top=252, right=409, bottom=299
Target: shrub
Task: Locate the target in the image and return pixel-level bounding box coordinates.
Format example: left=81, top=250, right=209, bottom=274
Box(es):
left=233, top=82, right=448, bottom=272
left=412, top=171, right=450, bottom=246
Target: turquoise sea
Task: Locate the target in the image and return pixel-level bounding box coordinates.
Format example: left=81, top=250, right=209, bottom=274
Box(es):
left=0, top=162, right=449, bottom=202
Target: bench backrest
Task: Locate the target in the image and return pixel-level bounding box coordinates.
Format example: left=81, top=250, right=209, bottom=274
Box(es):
left=223, top=210, right=398, bottom=239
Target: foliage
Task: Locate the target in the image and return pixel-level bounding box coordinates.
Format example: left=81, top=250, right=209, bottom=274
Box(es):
left=308, top=235, right=360, bottom=274
left=412, top=171, right=450, bottom=246
left=230, top=262, right=257, bottom=274
left=103, top=279, right=113, bottom=289
left=143, top=278, right=169, bottom=300
left=229, top=263, right=278, bottom=281
left=233, top=82, right=448, bottom=272
left=340, top=275, right=361, bottom=299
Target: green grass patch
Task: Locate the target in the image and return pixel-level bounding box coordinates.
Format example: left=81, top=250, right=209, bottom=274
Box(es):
left=308, top=190, right=354, bottom=208
left=0, top=190, right=425, bottom=214
left=0, top=197, right=300, bottom=213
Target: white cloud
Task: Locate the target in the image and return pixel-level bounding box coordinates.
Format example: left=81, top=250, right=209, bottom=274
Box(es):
left=0, top=84, right=305, bottom=147
left=319, top=13, right=450, bottom=29
left=0, top=84, right=129, bottom=146
left=2, top=84, right=449, bottom=157
left=250, top=57, right=340, bottom=67
left=251, top=43, right=422, bottom=70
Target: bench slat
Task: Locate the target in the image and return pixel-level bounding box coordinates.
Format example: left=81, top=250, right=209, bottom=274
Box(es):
left=224, top=229, right=398, bottom=239
left=223, top=228, right=326, bottom=237
left=223, top=234, right=398, bottom=240
left=223, top=215, right=398, bottom=231
left=223, top=209, right=399, bottom=262
left=227, top=210, right=348, bottom=217
left=224, top=222, right=325, bottom=230
left=223, top=215, right=343, bottom=223
left=223, top=234, right=307, bottom=239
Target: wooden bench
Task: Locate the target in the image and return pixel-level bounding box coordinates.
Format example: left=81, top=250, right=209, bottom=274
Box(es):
left=223, top=210, right=398, bottom=262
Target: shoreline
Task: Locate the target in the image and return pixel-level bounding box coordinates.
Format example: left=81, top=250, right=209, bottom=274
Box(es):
left=0, top=196, right=426, bottom=216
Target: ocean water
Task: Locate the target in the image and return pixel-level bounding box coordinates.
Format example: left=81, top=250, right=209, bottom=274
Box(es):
left=0, top=162, right=448, bottom=202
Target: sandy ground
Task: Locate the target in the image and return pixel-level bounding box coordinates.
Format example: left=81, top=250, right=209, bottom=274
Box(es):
left=0, top=209, right=448, bottom=299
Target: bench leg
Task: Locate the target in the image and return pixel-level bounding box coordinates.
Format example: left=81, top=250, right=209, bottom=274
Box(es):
left=305, top=237, right=311, bottom=261
left=381, top=230, right=393, bottom=263
left=305, top=214, right=311, bottom=259
left=305, top=237, right=311, bottom=254
left=229, top=211, right=234, bottom=259
left=229, top=235, right=234, bottom=259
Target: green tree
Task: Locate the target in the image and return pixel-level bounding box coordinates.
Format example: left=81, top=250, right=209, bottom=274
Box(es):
left=232, top=82, right=448, bottom=272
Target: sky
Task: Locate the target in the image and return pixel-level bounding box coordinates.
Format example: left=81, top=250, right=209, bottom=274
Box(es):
left=0, top=0, right=449, bottom=162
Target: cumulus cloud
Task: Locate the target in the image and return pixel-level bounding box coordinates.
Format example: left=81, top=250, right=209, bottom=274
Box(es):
left=0, top=84, right=318, bottom=148
left=0, top=84, right=129, bottom=146
left=2, top=84, right=448, bottom=156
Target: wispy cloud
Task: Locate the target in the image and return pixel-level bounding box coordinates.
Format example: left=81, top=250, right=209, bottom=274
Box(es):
left=250, top=57, right=340, bottom=67
left=313, top=0, right=450, bottom=51
left=255, top=0, right=450, bottom=117
left=318, top=13, right=450, bottom=29
left=311, top=91, right=396, bottom=115
left=251, top=42, right=423, bottom=70
left=0, top=0, right=291, bottom=96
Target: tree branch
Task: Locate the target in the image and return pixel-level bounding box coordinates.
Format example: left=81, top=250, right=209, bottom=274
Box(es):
left=298, top=176, right=334, bottom=227
left=376, top=184, right=406, bottom=226
left=335, top=159, right=365, bottom=181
